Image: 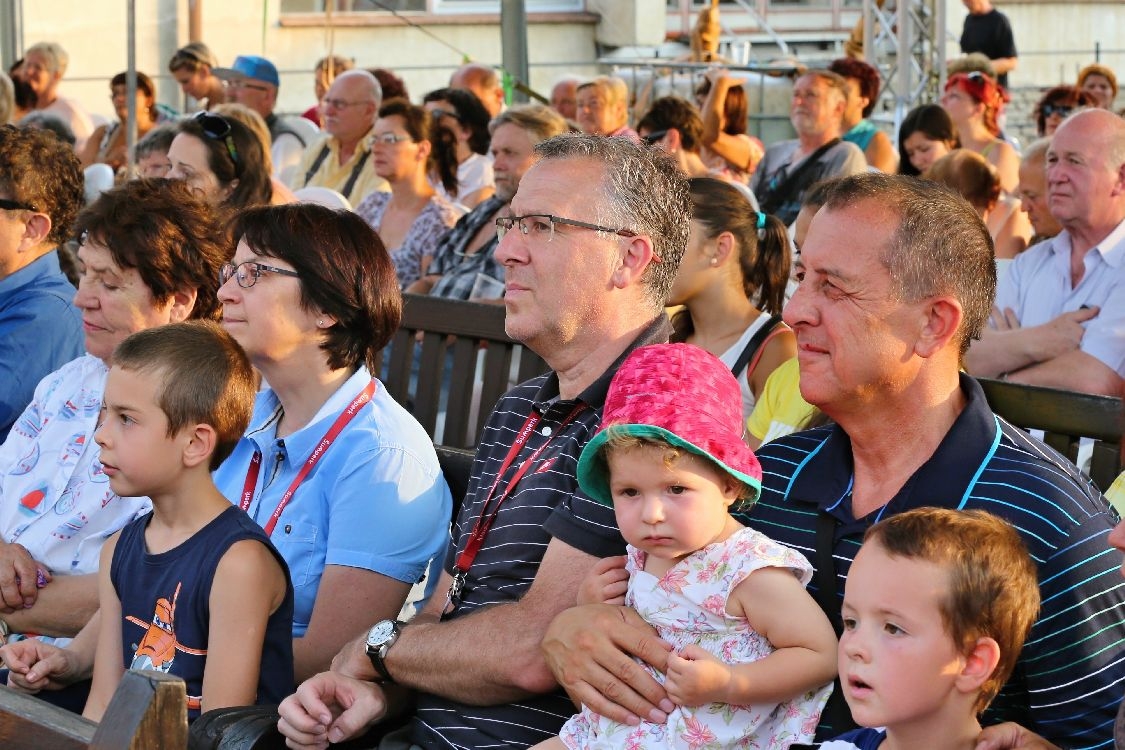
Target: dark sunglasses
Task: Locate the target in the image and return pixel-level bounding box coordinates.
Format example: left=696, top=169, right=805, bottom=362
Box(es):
left=193, top=111, right=239, bottom=166
left=429, top=107, right=462, bottom=123
left=0, top=197, right=36, bottom=212
left=1041, top=103, right=1074, bottom=118
left=642, top=129, right=669, bottom=145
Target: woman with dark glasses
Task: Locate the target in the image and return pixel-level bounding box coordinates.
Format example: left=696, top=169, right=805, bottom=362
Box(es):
left=422, top=87, right=495, bottom=210
left=168, top=111, right=271, bottom=211
left=940, top=71, right=1018, bottom=194
left=1032, top=85, right=1091, bottom=137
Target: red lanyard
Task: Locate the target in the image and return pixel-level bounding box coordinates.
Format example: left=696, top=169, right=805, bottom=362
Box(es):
left=452, top=402, right=586, bottom=578
left=239, top=379, right=377, bottom=536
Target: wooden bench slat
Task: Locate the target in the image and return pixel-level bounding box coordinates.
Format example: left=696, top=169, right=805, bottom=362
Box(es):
left=977, top=377, right=1123, bottom=493
left=0, top=670, right=187, bottom=750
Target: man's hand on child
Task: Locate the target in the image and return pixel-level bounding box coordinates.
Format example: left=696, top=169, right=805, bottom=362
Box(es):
left=577, top=556, right=628, bottom=606
left=0, top=640, right=80, bottom=693
left=542, top=604, right=675, bottom=726
left=975, top=722, right=1061, bottom=750
left=276, top=671, right=388, bottom=749
left=664, top=645, right=732, bottom=707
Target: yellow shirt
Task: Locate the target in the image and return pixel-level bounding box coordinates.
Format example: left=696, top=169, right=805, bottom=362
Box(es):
left=291, top=130, right=389, bottom=204
left=746, top=357, right=817, bottom=445
left=1106, top=471, right=1125, bottom=518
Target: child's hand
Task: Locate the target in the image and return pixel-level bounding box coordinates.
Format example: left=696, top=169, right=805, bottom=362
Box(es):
left=577, top=555, right=629, bottom=606
left=0, top=640, right=81, bottom=693
left=664, top=644, right=731, bottom=707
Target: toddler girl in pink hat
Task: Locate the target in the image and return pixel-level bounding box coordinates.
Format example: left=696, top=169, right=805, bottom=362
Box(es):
left=532, top=343, right=836, bottom=750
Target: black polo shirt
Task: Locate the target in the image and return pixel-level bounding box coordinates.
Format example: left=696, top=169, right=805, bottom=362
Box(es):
left=410, top=316, right=670, bottom=749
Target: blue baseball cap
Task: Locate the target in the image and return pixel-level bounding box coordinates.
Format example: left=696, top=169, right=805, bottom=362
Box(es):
left=213, top=55, right=279, bottom=87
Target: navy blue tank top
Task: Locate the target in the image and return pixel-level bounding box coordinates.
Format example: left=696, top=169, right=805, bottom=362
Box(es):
left=111, top=505, right=294, bottom=719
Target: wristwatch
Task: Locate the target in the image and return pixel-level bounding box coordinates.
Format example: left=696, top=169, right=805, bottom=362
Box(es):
left=365, top=619, right=403, bottom=683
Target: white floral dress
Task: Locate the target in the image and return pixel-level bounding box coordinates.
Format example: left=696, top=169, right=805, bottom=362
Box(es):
left=559, top=526, right=832, bottom=750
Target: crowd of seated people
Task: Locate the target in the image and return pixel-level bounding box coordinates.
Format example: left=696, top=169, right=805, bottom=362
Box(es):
left=0, top=35, right=1123, bottom=750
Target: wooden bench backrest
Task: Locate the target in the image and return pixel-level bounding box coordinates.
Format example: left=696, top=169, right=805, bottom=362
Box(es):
left=377, top=295, right=549, bottom=449
left=0, top=670, right=187, bottom=750
left=977, top=377, right=1123, bottom=493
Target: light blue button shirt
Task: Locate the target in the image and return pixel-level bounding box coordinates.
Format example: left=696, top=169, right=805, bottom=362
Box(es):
left=994, top=219, right=1125, bottom=375
left=213, top=368, right=452, bottom=635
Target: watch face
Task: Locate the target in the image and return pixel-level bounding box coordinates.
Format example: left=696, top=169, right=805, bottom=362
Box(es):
left=367, top=620, right=396, bottom=647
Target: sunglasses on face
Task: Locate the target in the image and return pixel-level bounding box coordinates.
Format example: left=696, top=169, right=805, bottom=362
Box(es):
left=1041, top=103, right=1074, bottom=118
left=193, top=111, right=239, bottom=166
left=642, top=129, right=669, bottom=145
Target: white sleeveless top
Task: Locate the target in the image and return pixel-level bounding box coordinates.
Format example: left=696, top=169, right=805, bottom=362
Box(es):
left=717, top=310, right=775, bottom=420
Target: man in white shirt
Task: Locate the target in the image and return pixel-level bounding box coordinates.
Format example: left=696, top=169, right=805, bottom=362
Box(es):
left=965, top=109, right=1125, bottom=396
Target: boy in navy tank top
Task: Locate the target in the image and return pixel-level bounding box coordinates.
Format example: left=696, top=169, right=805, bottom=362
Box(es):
left=5, top=321, right=293, bottom=721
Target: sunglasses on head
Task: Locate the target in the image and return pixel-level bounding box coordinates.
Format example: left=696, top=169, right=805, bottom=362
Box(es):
left=193, top=111, right=239, bottom=166
left=0, top=197, right=36, bottom=212
left=429, top=107, right=462, bottom=123
left=170, top=47, right=207, bottom=67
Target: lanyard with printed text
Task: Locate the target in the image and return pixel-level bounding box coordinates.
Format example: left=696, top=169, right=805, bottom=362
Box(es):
left=444, top=402, right=586, bottom=612
left=239, top=379, right=377, bottom=536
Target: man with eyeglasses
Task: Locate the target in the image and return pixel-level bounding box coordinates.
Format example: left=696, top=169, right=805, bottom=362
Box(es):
left=576, top=76, right=639, bottom=142
left=965, top=108, right=1125, bottom=397
left=277, top=133, right=691, bottom=749
left=409, top=104, right=567, bottom=301
left=290, top=70, right=388, bottom=203
left=0, top=125, right=84, bottom=443
left=214, top=55, right=308, bottom=182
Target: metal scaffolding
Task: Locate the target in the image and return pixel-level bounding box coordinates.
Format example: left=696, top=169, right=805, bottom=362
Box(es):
left=863, top=0, right=947, bottom=135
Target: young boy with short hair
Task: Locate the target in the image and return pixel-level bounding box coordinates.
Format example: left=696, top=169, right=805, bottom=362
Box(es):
left=821, top=507, right=1040, bottom=750
left=84, top=320, right=293, bottom=720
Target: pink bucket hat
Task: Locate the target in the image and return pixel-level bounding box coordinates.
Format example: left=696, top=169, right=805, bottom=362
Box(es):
left=577, top=343, right=763, bottom=506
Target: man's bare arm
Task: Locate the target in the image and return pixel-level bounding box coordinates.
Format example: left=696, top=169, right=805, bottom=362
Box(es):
left=964, top=307, right=1097, bottom=378
left=335, top=538, right=602, bottom=705
left=1007, top=350, right=1123, bottom=396
left=991, top=57, right=1018, bottom=75
left=2, top=574, right=98, bottom=638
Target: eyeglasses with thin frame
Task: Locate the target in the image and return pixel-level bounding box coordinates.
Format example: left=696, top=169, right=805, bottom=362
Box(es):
left=219, top=261, right=300, bottom=289
left=322, top=97, right=370, bottom=110
left=0, top=197, right=37, bottom=213
left=193, top=111, right=239, bottom=166
left=226, top=79, right=271, bottom=93
left=496, top=213, right=642, bottom=245
left=371, top=132, right=413, bottom=146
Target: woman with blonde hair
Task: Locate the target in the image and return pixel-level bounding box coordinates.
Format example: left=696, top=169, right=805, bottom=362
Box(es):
left=940, top=71, right=1018, bottom=193
left=1077, top=64, right=1118, bottom=110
